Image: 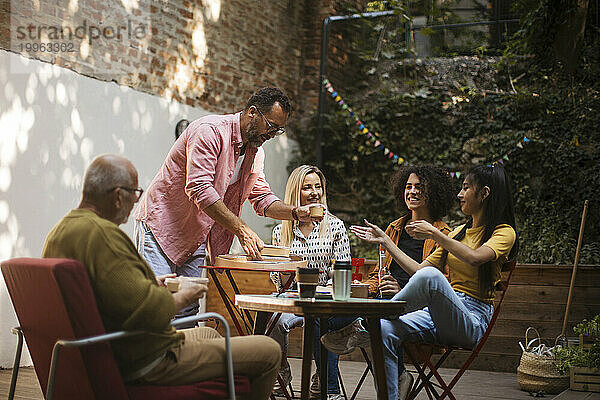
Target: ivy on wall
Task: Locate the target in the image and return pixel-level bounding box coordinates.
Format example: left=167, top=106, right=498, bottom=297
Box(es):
left=288, top=0, right=599, bottom=264
left=292, top=77, right=599, bottom=263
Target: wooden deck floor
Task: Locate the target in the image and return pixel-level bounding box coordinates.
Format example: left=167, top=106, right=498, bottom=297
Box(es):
left=4, top=359, right=597, bottom=400
left=286, top=358, right=535, bottom=400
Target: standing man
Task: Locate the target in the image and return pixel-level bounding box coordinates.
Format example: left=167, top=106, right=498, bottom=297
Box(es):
left=133, top=87, right=319, bottom=320
left=43, top=154, right=281, bottom=399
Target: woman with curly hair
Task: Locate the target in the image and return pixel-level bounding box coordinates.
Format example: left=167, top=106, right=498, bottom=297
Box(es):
left=350, top=163, right=518, bottom=399
left=368, top=164, right=455, bottom=296
left=320, top=165, right=454, bottom=394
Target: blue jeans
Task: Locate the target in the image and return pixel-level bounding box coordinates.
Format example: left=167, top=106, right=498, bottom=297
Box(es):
left=269, top=313, right=354, bottom=394
left=134, top=220, right=206, bottom=326
left=381, top=267, right=493, bottom=399
left=314, top=316, right=356, bottom=394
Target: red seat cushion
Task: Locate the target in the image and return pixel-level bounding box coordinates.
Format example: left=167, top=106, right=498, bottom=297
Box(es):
left=126, top=375, right=251, bottom=399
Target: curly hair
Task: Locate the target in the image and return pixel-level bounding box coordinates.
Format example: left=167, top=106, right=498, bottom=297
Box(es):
left=245, top=87, right=292, bottom=115
left=390, top=165, right=454, bottom=221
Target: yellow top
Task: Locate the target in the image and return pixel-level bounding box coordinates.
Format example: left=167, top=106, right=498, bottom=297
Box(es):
left=426, top=223, right=516, bottom=303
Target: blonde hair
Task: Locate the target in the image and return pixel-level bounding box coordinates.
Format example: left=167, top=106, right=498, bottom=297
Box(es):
left=280, top=165, right=330, bottom=246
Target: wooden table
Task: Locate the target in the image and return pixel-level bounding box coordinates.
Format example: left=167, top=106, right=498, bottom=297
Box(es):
left=206, top=257, right=306, bottom=400
left=206, top=255, right=304, bottom=335
left=235, top=294, right=406, bottom=400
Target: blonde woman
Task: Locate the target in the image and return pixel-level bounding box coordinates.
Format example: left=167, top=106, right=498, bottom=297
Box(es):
left=270, top=165, right=352, bottom=400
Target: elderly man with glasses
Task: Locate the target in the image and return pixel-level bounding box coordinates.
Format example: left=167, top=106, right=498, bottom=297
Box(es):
left=43, top=154, right=282, bottom=400
left=132, top=87, right=321, bottom=323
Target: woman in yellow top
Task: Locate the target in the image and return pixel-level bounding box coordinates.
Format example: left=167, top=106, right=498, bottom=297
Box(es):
left=350, top=163, right=518, bottom=400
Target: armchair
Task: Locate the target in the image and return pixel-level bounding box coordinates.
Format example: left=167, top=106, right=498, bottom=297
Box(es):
left=2, top=257, right=251, bottom=400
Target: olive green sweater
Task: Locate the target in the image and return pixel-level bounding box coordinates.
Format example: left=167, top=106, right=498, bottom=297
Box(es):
left=42, top=209, right=184, bottom=377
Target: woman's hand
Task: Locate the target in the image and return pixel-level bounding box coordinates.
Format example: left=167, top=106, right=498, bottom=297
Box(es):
left=350, top=219, right=388, bottom=245
left=379, top=274, right=401, bottom=296
left=405, top=220, right=437, bottom=240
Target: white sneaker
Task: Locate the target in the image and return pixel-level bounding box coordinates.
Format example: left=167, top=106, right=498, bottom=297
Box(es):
left=398, top=370, right=414, bottom=400
left=320, top=319, right=370, bottom=354
left=347, top=324, right=371, bottom=349
left=309, top=374, right=342, bottom=400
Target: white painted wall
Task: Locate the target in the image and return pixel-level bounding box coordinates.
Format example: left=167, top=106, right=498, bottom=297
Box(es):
left=0, top=49, right=297, bottom=367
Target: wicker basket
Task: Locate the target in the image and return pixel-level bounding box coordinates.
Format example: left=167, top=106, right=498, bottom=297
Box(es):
left=517, top=327, right=570, bottom=394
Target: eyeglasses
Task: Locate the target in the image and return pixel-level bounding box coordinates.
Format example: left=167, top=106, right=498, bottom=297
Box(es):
left=256, top=107, right=286, bottom=136
left=107, top=186, right=144, bottom=202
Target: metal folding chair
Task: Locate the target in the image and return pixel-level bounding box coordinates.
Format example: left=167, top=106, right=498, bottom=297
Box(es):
left=340, top=260, right=516, bottom=400
left=403, top=260, right=517, bottom=400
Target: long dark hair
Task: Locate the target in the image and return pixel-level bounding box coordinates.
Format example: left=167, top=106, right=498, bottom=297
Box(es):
left=443, top=164, right=519, bottom=296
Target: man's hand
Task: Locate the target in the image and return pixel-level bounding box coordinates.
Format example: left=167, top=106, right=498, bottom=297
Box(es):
left=405, top=220, right=437, bottom=240
left=296, top=204, right=324, bottom=223
left=237, top=223, right=264, bottom=260
left=379, top=274, right=401, bottom=296
left=203, top=200, right=264, bottom=259
left=172, top=283, right=208, bottom=311
left=155, top=273, right=176, bottom=287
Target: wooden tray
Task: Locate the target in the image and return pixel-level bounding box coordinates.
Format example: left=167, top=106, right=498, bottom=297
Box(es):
left=214, top=254, right=307, bottom=272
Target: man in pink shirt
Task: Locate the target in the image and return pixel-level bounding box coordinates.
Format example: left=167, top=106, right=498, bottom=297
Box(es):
left=133, top=87, right=319, bottom=321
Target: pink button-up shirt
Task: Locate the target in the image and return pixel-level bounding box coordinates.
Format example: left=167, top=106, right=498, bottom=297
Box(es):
left=133, top=112, right=280, bottom=266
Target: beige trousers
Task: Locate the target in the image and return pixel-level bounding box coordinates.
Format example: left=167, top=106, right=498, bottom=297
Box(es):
left=139, top=327, right=281, bottom=400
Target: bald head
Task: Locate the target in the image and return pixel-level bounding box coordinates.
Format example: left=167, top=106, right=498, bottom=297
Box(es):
left=80, top=154, right=139, bottom=225
left=82, top=154, right=137, bottom=200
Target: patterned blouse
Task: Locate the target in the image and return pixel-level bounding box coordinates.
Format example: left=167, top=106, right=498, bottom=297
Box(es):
left=270, top=213, right=351, bottom=290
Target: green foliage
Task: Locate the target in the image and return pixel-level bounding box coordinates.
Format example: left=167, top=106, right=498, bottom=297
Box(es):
left=504, top=0, right=599, bottom=74
left=292, top=74, right=600, bottom=263
left=506, top=0, right=566, bottom=58
left=555, top=315, right=600, bottom=373
left=555, top=343, right=600, bottom=374
left=573, top=315, right=600, bottom=336
left=350, top=0, right=493, bottom=64
left=289, top=1, right=600, bottom=262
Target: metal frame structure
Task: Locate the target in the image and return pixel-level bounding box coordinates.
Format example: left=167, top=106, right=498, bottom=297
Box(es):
left=9, top=313, right=237, bottom=400
left=316, top=10, right=519, bottom=167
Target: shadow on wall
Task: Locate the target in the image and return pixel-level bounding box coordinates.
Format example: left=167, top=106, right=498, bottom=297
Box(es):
left=0, top=50, right=189, bottom=260
left=0, top=49, right=209, bottom=367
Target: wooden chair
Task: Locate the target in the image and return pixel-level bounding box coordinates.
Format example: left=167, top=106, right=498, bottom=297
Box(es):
left=403, top=260, right=517, bottom=400
left=2, top=257, right=250, bottom=400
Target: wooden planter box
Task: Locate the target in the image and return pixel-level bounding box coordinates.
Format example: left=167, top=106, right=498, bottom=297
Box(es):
left=570, top=367, right=600, bottom=392
left=579, top=334, right=599, bottom=350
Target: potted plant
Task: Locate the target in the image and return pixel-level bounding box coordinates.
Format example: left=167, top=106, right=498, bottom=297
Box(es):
left=556, top=315, right=600, bottom=392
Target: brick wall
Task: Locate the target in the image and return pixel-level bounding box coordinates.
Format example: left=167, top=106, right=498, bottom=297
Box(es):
left=2, top=0, right=365, bottom=125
